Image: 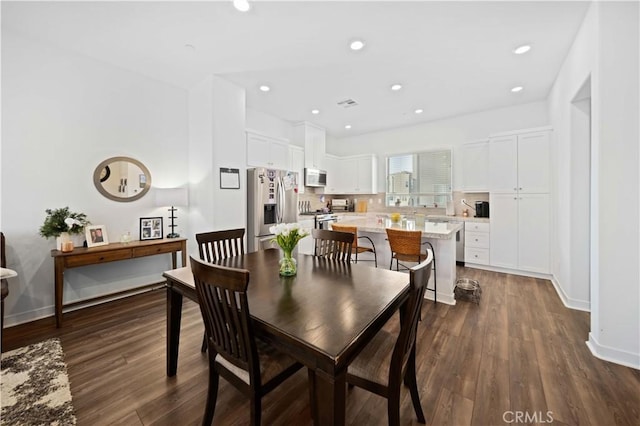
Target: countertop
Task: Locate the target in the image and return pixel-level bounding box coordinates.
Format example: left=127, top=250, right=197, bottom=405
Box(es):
left=339, top=216, right=463, bottom=240
left=330, top=211, right=490, bottom=223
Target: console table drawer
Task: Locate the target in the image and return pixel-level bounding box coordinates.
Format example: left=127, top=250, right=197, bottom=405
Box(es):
left=133, top=242, right=183, bottom=257
left=65, top=249, right=132, bottom=268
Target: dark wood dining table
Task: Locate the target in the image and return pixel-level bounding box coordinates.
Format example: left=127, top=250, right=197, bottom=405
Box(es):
left=163, top=248, right=410, bottom=426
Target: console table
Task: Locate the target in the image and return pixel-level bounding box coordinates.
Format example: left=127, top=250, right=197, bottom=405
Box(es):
left=51, top=238, right=187, bottom=327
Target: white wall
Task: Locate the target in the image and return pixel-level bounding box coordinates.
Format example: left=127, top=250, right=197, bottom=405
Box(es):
left=246, top=108, right=293, bottom=143
left=1, top=32, right=189, bottom=326
left=188, top=75, right=247, bottom=249
left=548, top=2, right=640, bottom=368
left=326, top=101, right=549, bottom=191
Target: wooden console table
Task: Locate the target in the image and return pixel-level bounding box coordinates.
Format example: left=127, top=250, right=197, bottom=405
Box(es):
left=51, top=238, right=187, bottom=327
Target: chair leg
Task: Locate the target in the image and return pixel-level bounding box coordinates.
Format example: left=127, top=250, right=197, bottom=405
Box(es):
left=405, top=347, right=426, bottom=423
left=201, top=333, right=207, bottom=353
left=308, top=369, right=317, bottom=421
left=425, top=242, right=437, bottom=304
left=202, top=366, right=219, bottom=426
left=373, top=250, right=378, bottom=268
left=387, top=385, right=401, bottom=426
left=250, top=394, right=261, bottom=426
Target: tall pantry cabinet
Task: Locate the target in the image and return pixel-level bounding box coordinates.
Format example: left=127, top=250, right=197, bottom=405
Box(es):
left=489, top=128, right=551, bottom=274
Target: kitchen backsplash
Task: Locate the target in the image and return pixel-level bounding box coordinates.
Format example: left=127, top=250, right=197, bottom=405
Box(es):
left=298, top=190, right=489, bottom=216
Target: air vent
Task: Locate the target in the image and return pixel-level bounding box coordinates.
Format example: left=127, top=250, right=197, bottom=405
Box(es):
left=337, top=99, right=359, bottom=108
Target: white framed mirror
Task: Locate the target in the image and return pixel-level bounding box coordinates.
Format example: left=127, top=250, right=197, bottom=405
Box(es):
left=93, top=156, right=152, bottom=202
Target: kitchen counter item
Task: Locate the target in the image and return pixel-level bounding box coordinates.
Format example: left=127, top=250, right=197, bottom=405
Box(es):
left=356, top=200, right=368, bottom=213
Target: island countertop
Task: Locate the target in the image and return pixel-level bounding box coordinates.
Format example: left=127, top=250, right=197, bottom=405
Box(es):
left=338, top=216, right=463, bottom=240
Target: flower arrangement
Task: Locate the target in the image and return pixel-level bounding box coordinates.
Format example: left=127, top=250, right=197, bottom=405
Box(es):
left=269, top=223, right=309, bottom=276
left=39, top=207, right=90, bottom=238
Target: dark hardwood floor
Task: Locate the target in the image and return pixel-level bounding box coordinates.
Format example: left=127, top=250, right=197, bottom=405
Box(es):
left=2, top=266, right=639, bottom=425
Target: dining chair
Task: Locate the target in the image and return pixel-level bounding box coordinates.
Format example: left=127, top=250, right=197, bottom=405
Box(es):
left=196, top=228, right=246, bottom=352
left=386, top=228, right=436, bottom=303
left=346, top=251, right=434, bottom=426
left=330, top=223, right=377, bottom=267
left=190, top=256, right=304, bottom=426
left=311, top=228, right=354, bottom=262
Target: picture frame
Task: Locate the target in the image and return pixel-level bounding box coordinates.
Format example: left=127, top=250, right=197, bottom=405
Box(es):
left=220, top=167, right=240, bottom=189
left=85, top=225, right=109, bottom=247
left=140, top=217, right=163, bottom=241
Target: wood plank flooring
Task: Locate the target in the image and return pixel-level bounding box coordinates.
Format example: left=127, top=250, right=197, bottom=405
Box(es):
left=2, top=266, right=639, bottom=425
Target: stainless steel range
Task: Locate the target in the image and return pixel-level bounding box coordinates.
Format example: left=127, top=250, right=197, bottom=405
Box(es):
left=314, top=213, right=338, bottom=229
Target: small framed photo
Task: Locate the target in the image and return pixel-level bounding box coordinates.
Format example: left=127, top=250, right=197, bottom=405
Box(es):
left=86, top=225, right=109, bottom=247
left=140, top=217, right=163, bottom=241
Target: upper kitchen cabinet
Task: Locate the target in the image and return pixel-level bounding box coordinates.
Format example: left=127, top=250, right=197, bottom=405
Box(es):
left=288, top=145, right=305, bottom=194
left=339, top=155, right=378, bottom=194
left=489, top=128, right=551, bottom=194
left=246, top=130, right=289, bottom=170
left=293, top=121, right=326, bottom=170
left=461, top=139, right=489, bottom=192
left=323, top=154, right=340, bottom=194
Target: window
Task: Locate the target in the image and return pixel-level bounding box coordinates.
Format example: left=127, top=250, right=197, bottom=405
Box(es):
left=386, top=149, right=452, bottom=207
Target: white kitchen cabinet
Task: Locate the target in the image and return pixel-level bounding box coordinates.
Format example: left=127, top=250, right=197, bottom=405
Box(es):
left=323, top=154, right=340, bottom=194
left=489, top=130, right=550, bottom=194
left=293, top=121, right=326, bottom=170
left=334, top=155, right=378, bottom=194
left=464, top=221, right=490, bottom=266
left=296, top=219, right=316, bottom=255
left=288, top=145, right=305, bottom=194
left=490, top=193, right=550, bottom=273
left=246, top=130, right=289, bottom=170
left=461, top=140, right=489, bottom=192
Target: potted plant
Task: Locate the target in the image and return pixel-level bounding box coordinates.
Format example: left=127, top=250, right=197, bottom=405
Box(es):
left=40, top=207, right=90, bottom=250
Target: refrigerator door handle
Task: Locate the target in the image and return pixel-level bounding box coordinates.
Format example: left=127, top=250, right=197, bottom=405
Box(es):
left=276, top=177, right=285, bottom=223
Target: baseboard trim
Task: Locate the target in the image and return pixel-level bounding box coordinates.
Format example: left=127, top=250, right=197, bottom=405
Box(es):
left=463, top=262, right=552, bottom=280
left=587, top=333, right=640, bottom=370
left=550, top=276, right=591, bottom=312
left=425, top=290, right=456, bottom=306
left=4, top=284, right=164, bottom=328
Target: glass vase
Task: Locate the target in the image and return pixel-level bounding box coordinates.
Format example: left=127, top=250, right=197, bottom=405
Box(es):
left=279, top=249, right=297, bottom=276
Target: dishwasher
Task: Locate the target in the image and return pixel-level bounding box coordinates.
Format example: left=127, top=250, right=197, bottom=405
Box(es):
left=427, top=218, right=465, bottom=265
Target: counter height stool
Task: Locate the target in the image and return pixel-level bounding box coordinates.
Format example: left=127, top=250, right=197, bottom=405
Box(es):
left=331, top=223, right=378, bottom=267
left=385, top=228, right=436, bottom=303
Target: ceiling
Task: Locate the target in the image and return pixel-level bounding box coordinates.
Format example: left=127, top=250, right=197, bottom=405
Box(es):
left=1, top=1, right=590, bottom=138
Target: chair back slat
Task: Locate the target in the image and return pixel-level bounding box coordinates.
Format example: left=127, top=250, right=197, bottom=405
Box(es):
left=190, top=256, right=259, bottom=381
left=196, top=229, right=245, bottom=263
left=312, top=229, right=354, bottom=262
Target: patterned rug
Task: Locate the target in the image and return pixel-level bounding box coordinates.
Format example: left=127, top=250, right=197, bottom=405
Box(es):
left=1, top=338, right=76, bottom=425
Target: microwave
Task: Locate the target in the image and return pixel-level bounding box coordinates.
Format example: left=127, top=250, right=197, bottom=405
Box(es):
left=304, top=168, right=327, bottom=187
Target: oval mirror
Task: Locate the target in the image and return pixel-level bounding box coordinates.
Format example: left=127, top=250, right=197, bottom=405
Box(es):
left=93, top=156, right=152, bottom=202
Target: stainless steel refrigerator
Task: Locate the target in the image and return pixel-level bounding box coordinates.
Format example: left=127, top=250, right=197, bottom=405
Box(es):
left=247, top=168, right=299, bottom=252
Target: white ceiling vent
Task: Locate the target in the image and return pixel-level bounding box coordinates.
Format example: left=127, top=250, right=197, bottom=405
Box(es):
left=337, top=99, right=359, bottom=108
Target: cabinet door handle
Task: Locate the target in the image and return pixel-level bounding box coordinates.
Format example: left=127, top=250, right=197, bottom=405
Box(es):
left=514, top=187, right=517, bottom=191
left=519, top=187, right=523, bottom=190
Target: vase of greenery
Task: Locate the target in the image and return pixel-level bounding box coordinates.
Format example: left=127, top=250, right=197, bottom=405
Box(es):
left=269, top=223, right=309, bottom=276
left=39, top=207, right=90, bottom=250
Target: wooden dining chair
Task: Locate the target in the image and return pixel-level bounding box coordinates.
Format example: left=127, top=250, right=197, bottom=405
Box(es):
left=330, top=223, right=377, bottom=267
left=386, top=228, right=436, bottom=303
left=196, top=228, right=246, bottom=352
left=311, top=228, right=354, bottom=262
left=190, top=256, right=304, bottom=426
left=346, top=251, right=434, bottom=426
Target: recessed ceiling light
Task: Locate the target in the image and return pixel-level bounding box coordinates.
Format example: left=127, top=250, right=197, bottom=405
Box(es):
left=513, top=44, right=531, bottom=55
left=259, top=85, right=270, bottom=92
left=391, top=84, right=403, bottom=91
left=184, top=44, right=196, bottom=51
left=414, top=109, right=424, bottom=114
left=311, top=109, right=320, bottom=115
left=233, top=0, right=251, bottom=12
left=511, top=86, right=524, bottom=93
left=350, top=39, right=365, bottom=51
left=345, top=125, right=352, bottom=129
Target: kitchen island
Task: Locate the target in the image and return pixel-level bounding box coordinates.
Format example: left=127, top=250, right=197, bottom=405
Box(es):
left=338, top=216, right=463, bottom=305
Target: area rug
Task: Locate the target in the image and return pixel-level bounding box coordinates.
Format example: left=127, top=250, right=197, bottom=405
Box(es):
left=1, top=338, right=76, bottom=425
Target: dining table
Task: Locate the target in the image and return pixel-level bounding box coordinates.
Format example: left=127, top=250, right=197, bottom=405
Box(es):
left=163, top=248, right=410, bottom=426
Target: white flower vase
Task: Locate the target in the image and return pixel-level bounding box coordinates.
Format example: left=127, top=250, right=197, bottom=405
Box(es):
left=56, top=232, right=70, bottom=251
